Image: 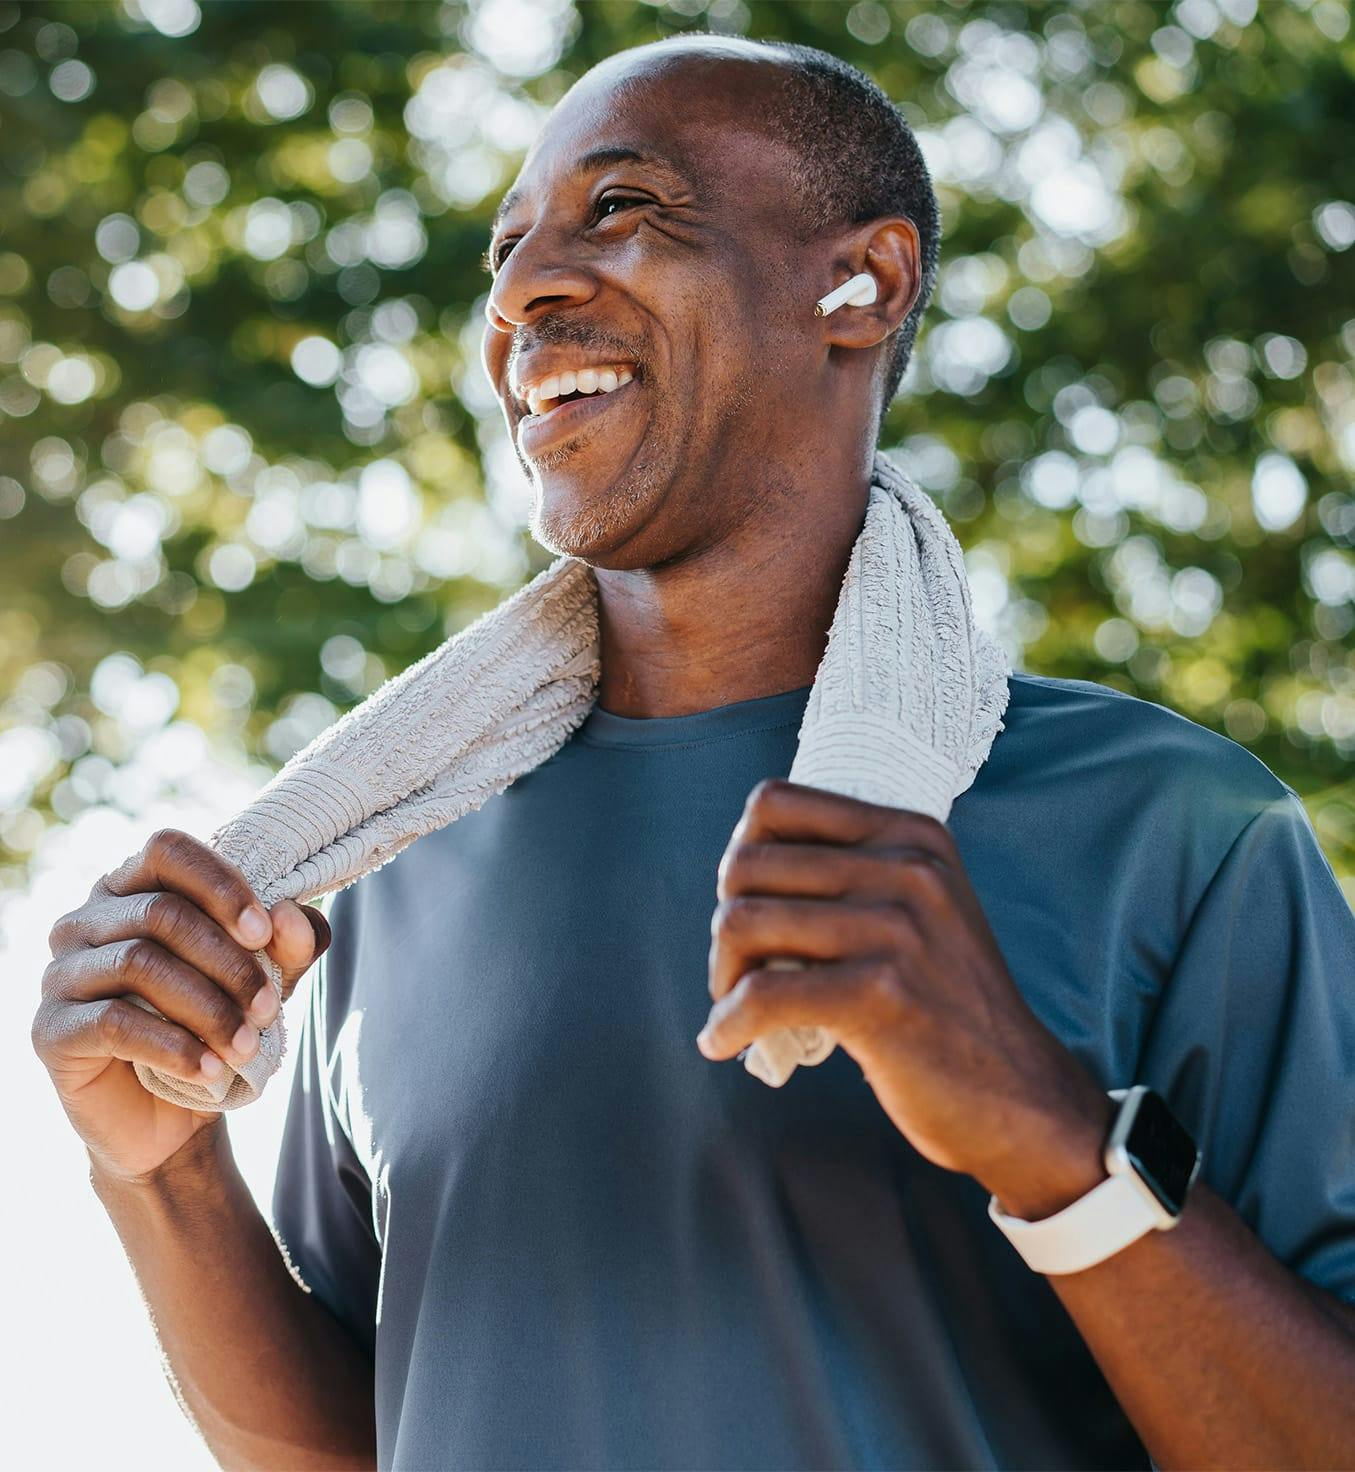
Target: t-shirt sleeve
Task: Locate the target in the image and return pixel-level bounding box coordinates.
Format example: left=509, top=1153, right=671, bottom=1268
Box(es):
left=1137, top=786, right=1355, bottom=1304
left=270, top=912, right=382, bottom=1361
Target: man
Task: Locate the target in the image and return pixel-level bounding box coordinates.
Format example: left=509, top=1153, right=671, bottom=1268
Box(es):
left=32, top=32, right=1355, bottom=1471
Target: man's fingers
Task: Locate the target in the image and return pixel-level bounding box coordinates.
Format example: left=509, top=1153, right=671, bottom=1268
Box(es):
left=265, top=900, right=331, bottom=995
left=49, top=941, right=264, bottom=1074
left=41, top=996, right=226, bottom=1088
left=53, top=892, right=272, bottom=1022
left=97, top=828, right=272, bottom=952
left=300, top=904, right=331, bottom=956
left=716, top=840, right=941, bottom=904
left=697, top=958, right=898, bottom=1061
left=730, top=778, right=953, bottom=857
left=707, top=895, right=916, bottom=1003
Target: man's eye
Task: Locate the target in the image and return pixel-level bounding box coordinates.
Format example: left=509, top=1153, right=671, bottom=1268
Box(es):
left=488, top=194, right=647, bottom=272
left=593, top=192, right=647, bottom=221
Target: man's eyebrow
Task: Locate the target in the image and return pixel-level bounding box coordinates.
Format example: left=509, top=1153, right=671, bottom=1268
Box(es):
left=489, top=145, right=692, bottom=237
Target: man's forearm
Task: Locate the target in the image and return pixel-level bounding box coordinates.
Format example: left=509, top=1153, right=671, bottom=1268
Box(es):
left=91, top=1118, right=377, bottom=1471
left=992, top=1114, right=1355, bottom=1470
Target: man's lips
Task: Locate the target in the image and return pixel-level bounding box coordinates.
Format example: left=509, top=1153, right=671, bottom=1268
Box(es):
left=515, top=376, right=642, bottom=458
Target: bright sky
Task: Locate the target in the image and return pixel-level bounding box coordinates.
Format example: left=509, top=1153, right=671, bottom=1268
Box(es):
left=4, top=785, right=311, bottom=1469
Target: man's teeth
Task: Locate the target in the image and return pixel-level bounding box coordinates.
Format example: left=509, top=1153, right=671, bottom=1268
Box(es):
left=524, top=366, right=634, bottom=416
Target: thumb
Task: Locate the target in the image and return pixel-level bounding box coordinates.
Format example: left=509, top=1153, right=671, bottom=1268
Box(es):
left=263, top=899, right=331, bottom=999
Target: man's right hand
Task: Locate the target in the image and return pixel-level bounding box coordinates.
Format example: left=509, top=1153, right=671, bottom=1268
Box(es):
left=31, top=827, right=331, bottom=1184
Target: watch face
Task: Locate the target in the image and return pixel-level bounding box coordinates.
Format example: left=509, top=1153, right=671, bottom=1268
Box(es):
left=1122, top=1089, right=1201, bottom=1215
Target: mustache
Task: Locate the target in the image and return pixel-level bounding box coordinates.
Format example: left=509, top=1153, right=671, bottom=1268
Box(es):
left=508, top=322, right=647, bottom=376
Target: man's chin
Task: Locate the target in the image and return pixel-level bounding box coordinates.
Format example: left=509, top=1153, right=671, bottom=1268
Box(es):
left=527, top=459, right=665, bottom=567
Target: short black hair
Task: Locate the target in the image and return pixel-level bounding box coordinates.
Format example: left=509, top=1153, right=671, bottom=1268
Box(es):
left=648, top=32, right=940, bottom=439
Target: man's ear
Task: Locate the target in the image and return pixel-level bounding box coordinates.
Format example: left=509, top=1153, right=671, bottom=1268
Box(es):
left=816, top=216, right=922, bottom=352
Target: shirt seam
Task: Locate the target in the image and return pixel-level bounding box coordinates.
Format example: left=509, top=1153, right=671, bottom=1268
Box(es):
left=1133, top=791, right=1296, bottom=1082
left=575, top=717, right=806, bottom=753
left=1160, top=794, right=1291, bottom=980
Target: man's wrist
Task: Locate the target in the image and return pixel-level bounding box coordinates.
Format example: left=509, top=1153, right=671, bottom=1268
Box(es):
left=88, top=1117, right=234, bottom=1214
left=979, top=1082, right=1117, bottom=1222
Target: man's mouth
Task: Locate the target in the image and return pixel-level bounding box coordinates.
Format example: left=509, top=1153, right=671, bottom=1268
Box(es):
left=515, top=372, right=643, bottom=458
left=519, top=364, right=635, bottom=418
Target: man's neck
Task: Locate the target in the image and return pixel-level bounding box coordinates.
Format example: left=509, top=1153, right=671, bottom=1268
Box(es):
left=591, top=466, right=872, bottom=719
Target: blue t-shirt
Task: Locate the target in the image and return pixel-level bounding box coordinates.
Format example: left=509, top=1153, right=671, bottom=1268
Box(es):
left=270, top=673, right=1355, bottom=1470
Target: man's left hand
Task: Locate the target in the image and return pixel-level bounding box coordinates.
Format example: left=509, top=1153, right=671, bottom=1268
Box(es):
left=699, top=778, right=1114, bottom=1212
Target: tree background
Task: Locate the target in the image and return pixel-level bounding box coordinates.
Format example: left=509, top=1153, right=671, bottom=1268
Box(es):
left=2, top=0, right=1354, bottom=907
left=2, top=1, right=1353, bottom=1465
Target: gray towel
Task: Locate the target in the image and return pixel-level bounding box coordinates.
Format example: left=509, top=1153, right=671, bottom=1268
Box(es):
left=129, top=450, right=1011, bottom=1110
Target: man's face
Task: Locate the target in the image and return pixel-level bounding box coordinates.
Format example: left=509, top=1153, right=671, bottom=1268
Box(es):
left=480, top=44, right=821, bottom=569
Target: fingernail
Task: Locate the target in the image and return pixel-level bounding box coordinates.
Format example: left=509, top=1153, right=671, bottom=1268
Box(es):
left=231, top=1021, right=260, bottom=1060
left=303, top=907, right=331, bottom=956
left=249, top=986, right=279, bottom=1027
left=238, top=905, right=270, bottom=947
left=696, top=1030, right=715, bottom=1057
left=200, top=1052, right=224, bottom=1079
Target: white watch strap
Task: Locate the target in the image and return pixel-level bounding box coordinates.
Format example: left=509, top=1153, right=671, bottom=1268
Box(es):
left=987, top=1170, right=1162, bottom=1275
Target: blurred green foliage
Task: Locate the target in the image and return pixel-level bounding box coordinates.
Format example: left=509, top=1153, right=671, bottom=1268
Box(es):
left=1, top=0, right=1353, bottom=907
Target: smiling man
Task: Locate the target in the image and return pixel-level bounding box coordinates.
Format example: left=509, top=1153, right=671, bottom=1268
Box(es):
left=258, top=28, right=1347, bottom=1466
left=35, top=30, right=1355, bottom=1472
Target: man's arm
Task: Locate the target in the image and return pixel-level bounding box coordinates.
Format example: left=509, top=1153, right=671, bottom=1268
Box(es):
left=32, top=827, right=377, bottom=1466
left=92, top=1116, right=377, bottom=1471
left=991, top=1105, right=1355, bottom=1470
left=699, top=778, right=1355, bottom=1470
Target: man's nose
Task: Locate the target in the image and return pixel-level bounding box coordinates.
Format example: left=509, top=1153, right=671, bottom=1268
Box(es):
left=483, top=228, right=598, bottom=333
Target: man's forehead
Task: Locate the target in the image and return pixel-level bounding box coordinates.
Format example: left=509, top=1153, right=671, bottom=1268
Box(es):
left=492, top=48, right=792, bottom=231
left=567, top=36, right=786, bottom=132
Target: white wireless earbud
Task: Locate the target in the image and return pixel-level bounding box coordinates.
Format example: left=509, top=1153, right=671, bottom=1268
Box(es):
left=814, top=271, right=878, bottom=317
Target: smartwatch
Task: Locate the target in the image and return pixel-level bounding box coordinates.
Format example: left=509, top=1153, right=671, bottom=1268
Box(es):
left=987, top=1085, right=1202, bottom=1275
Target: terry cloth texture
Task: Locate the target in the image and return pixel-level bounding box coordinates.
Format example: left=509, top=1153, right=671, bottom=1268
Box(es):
left=129, top=449, right=1012, bottom=1110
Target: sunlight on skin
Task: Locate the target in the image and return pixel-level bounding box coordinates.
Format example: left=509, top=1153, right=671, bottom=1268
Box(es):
left=4, top=797, right=306, bottom=1469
